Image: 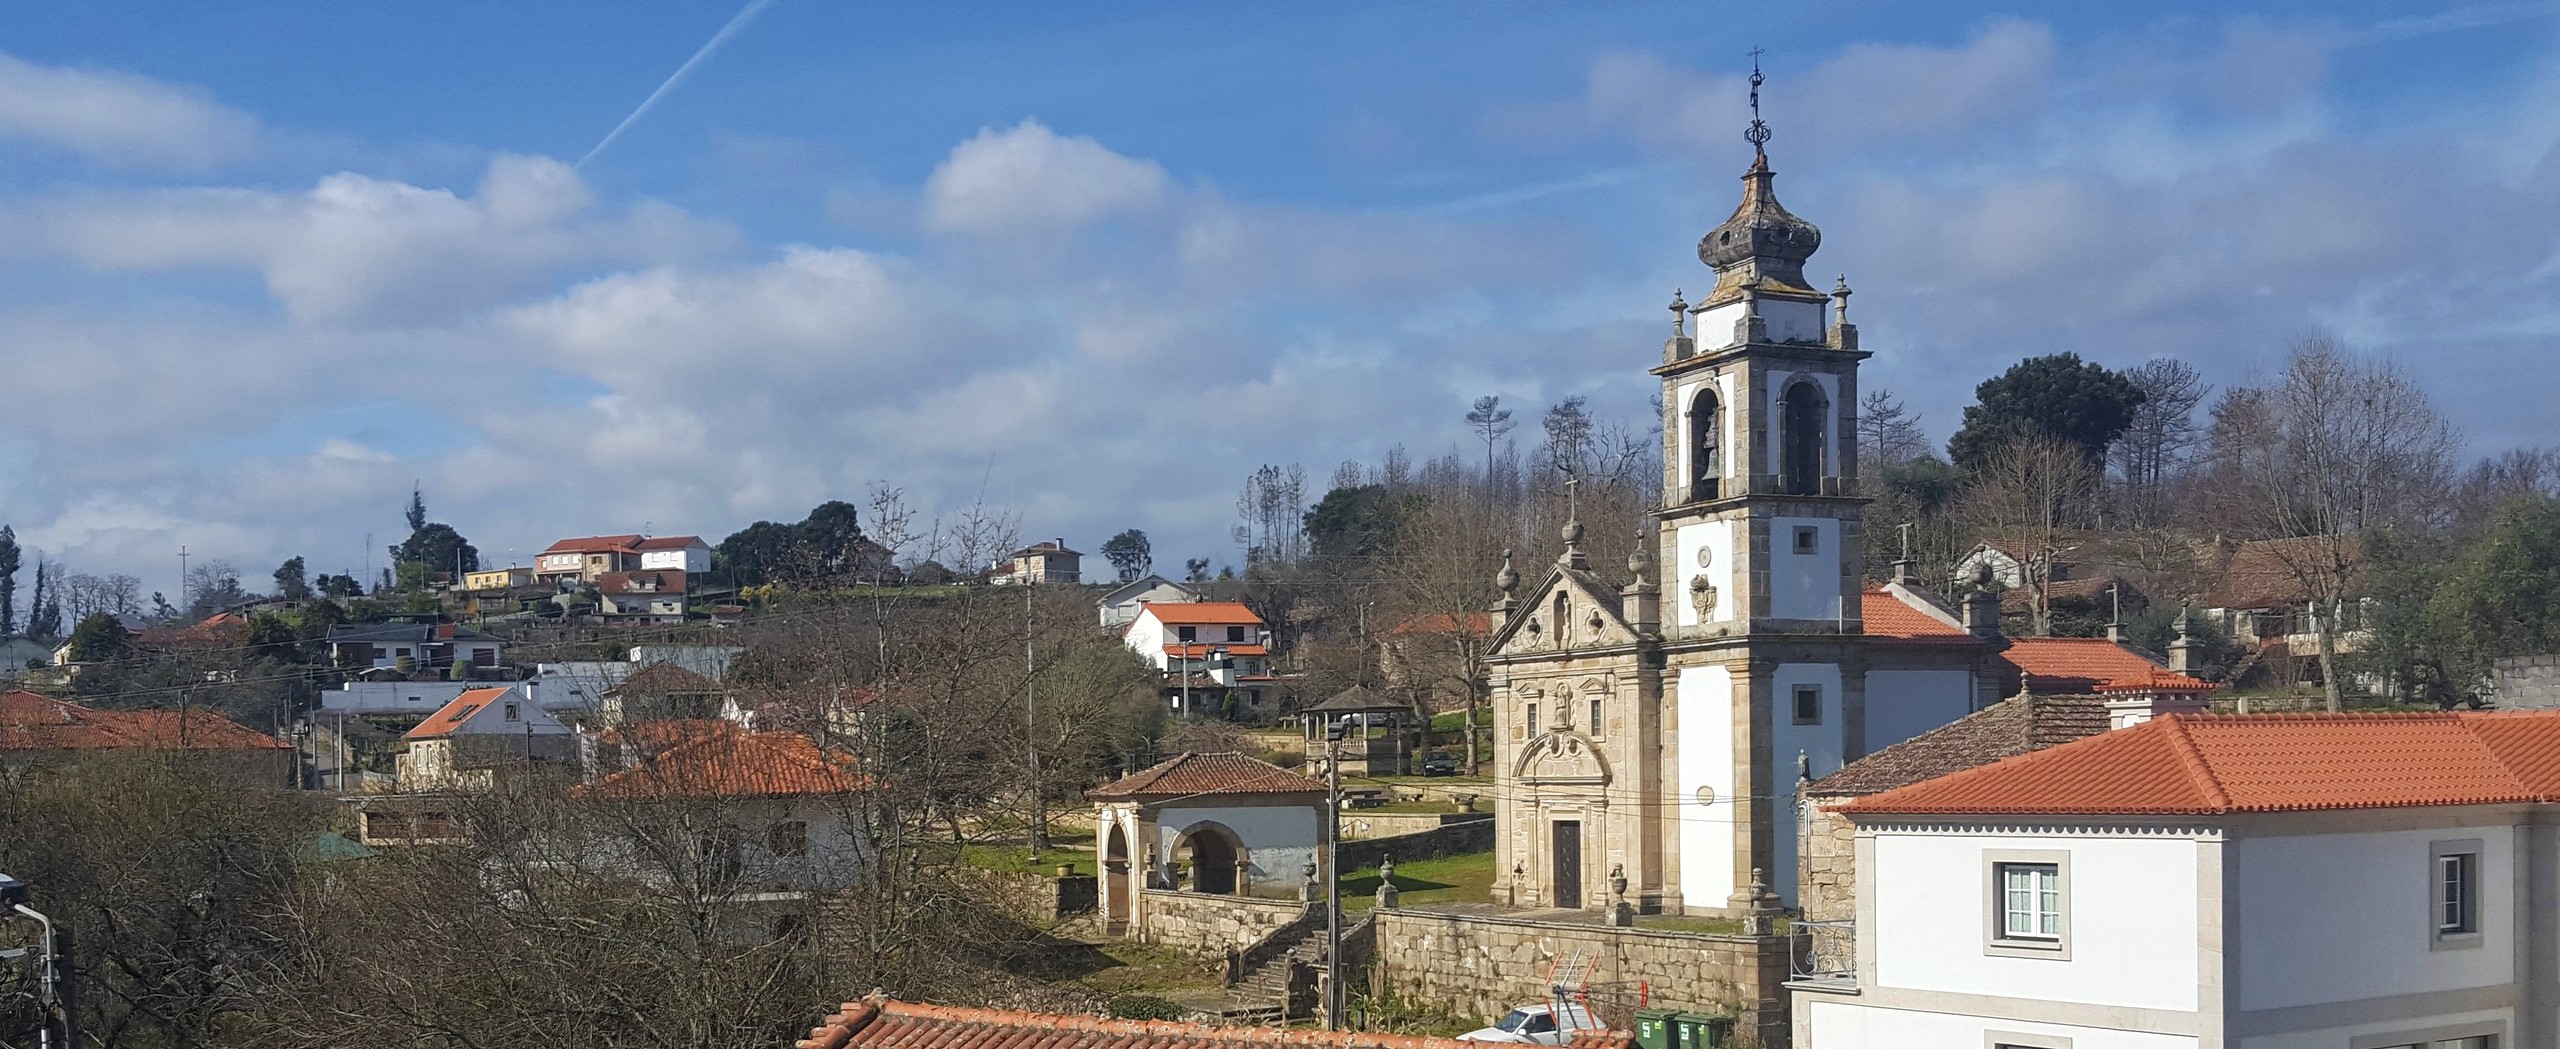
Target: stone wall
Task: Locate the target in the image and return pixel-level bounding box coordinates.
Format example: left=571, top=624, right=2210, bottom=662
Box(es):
left=1372, top=908, right=1798, bottom=1047
left=2495, top=654, right=2560, bottom=709
left=949, top=866, right=1097, bottom=926
left=1796, top=804, right=1856, bottom=925
left=1341, top=812, right=1488, bottom=841
left=1336, top=816, right=1494, bottom=870
left=1137, top=889, right=1310, bottom=958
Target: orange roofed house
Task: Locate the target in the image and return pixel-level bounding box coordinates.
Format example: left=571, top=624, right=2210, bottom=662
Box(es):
left=1793, top=708, right=2560, bottom=1049
left=799, top=994, right=1631, bottom=1049
left=1121, top=602, right=1280, bottom=716
left=0, top=690, right=290, bottom=785
left=395, top=685, right=575, bottom=790
left=579, top=720, right=872, bottom=896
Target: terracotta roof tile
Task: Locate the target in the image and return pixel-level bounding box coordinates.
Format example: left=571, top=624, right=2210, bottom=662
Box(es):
left=583, top=727, right=862, bottom=799
left=1088, top=752, right=1324, bottom=800
left=1995, top=637, right=2165, bottom=694
left=0, top=690, right=287, bottom=751
left=404, top=687, right=517, bottom=740
left=1860, top=584, right=1973, bottom=642
left=1139, top=602, right=1264, bottom=626
left=542, top=535, right=646, bottom=555
left=1841, top=711, right=2560, bottom=817
left=632, top=535, right=706, bottom=551
left=1809, top=694, right=2108, bottom=797
left=798, top=994, right=1629, bottom=1049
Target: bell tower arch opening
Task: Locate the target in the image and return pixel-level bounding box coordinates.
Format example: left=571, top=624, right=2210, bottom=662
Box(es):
left=1780, top=379, right=1829, bottom=496
left=1688, top=387, right=1722, bottom=502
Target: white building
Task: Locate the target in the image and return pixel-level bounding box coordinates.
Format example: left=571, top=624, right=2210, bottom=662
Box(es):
left=319, top=680, right=486, bottom=715
left=396, top=685, right=574, bottom=790
left=1098, top=574, right=1199, bottom=628
left=1120, top=601, right=1278, bottom=714
left=1792, top=706, right=2560, bottom=1049
left=1089, top=752, right=1328, bottom=936
left=580, top=721, right=871, bottom=894
left=634, top=535, right=712, bottom=574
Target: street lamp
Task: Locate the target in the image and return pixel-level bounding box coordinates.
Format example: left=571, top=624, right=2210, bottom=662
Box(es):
left=0, top=873, right=72, bottom=1049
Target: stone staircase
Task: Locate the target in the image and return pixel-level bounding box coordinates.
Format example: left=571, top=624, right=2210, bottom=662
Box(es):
left=1223, top=935, right=1321, bottom=1018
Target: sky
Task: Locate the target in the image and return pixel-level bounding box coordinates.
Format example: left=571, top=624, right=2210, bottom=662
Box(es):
left=0, top=0, right=2556, bottom=598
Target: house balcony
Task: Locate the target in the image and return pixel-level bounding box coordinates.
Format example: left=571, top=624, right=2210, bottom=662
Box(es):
left=1787, top=918, right=1856, bottom=989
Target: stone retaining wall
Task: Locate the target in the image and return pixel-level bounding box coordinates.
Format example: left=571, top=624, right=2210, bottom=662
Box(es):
left=1372, top=907, right=1798, bottom=1047
left=1341, top=812, right=1486, bottom=841
left=947, top=867, right=1098, bottom=926
left=1336, top=816, right=1494, bottom=870
left=1137, top=889, right=1310, bottom=958
left=2495, top=654, right=2560, bottom=709
left=1796, top=804, right=1857, bottom=926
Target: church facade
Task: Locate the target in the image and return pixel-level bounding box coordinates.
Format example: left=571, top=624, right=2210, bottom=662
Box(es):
left=1485, top=129, right=1993, bottom=917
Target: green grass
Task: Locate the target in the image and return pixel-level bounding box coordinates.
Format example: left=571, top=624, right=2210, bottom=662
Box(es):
left=958, top=843, right=1099, bottom=878
left=1076, top=942, right=1226, bottom=996
left=1339, top=850, right=1496, bottom=913
left=1428, top=709, right=1494, bottom=733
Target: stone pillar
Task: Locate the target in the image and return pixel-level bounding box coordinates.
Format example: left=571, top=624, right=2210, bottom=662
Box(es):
left=1376, top=857, right=1400, bottom=910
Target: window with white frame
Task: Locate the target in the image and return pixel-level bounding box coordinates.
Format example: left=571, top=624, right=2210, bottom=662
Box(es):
left=1984, top=850, right=2070, bottom=958
left=2431, top=839, right=2483, bottom=948
left=2356, top=1029, right=2500, bottom=1049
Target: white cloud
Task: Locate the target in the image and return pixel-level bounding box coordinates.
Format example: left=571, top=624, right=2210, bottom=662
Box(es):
left=923, top=119, right=1170, bottom=236
left=19, top=154, right=733, bottom=323
left=0, top=51, right=261, bottom=168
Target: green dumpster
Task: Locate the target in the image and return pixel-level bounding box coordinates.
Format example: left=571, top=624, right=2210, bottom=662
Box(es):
left=1633, top=1009, right=1674, bottom=1049
left=1669, top=1013, right=1737, bottom=1049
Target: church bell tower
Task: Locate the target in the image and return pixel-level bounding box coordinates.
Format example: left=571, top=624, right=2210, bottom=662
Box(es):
left=1651, top=61, right=1870, bottom=912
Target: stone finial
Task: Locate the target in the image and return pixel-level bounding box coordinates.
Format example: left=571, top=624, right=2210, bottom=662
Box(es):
left=1669, top=289, right=1688, bottom=337
left=1796, top=749, right=1810, bottom=783
left=1376, top=856, right=1401, bottom=909
left=1495, top=549, right=1520, bottom=596
left=1831, top=273, right=1852, bottom=321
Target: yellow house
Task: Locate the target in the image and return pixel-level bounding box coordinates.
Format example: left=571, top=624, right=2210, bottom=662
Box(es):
left=464, top=567, right=535, bottom=591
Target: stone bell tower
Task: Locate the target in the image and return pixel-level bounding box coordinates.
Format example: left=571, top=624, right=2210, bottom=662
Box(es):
left=1649, top=63, right=1870, bottom=912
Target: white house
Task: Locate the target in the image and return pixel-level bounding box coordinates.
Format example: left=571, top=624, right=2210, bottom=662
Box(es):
left=635, top=535, right=712, bottom=574
left=318, top=680, right=486, bottom=715
left=579, top=721, right=870, bottom=894
left=396, top=686, right=574, bottom=790
left=1792, top=706, right=2560, bottom=1049
left=323, top=622, right=505, bottom=672
left=597, top=570, right=687, bottom=624
left=1097, top=574, right=1199, bottom=628
left=1089, top=752, right=1328, bottom=936
left=536, top=534, right=644, bottom=584
left=1120, top=601, right=1278, bottom=714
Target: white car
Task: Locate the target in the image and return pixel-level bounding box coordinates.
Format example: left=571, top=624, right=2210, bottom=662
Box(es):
left=1457, top=1002, right=1603, bottom=1044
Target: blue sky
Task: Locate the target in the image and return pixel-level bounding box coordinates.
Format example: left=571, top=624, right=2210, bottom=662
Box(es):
left=0, top=1, right=2554, bottom=595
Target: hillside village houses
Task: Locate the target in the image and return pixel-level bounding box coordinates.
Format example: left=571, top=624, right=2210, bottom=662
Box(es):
left=394, top=685, right=575, bottom=790
left=1120, top=601, right=1281, bottom=714
left=1099, top=573, right=1202, bottom=627
left=993, top=539, right=1083, bottom=586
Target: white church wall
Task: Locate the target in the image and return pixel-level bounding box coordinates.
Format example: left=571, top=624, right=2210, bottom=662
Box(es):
left=1771, top=661, right=1845, bottom=905
left=1864, top=668, right=1976, bottom=753
left=1691, top=299, right=1825, bottom=348
left=1673, top=521, right=1737, bottom=627
left=1770, top=516, right=1841, bottom=620
left=1676, top=663, right=1736, bottom=907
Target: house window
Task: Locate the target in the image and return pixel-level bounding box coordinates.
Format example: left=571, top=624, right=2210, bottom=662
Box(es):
left=2433, top=839, right=2484, bottom=949
left=1227, top=625, right=1246, bottom=642
left=1589, top=697, right=1604, bottom=736
left=1791, top=685, right=1821, bottom=725
left=1526, top=703, right=1539, bottom=738
left=1794, top=526, right=1819, bottom=554
left=502, top=702, right=520, bottom=722
left=1177, top=625, right=1198, bottom=642
left=770, top=820, right=809, bottom=858
left=1984, top=850, right=2071, bottom=958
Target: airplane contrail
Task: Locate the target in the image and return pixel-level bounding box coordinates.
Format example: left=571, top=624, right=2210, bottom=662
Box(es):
left=577, top=0, right=778, bottom=169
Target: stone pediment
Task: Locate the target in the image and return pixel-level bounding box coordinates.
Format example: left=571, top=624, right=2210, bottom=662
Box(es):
left=1514, top=731, right=1611, bottom=786
left=1491, top=566, right=1636, bottom=658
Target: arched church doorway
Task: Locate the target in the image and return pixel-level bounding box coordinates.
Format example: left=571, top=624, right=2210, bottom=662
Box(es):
left=1173, top=822, right=1248, bottom=895
left=1103, top=822, right=1133, bottom=931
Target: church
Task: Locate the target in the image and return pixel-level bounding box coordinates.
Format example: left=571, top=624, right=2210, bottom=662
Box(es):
left=1483, top=88, right=2007, bottom=917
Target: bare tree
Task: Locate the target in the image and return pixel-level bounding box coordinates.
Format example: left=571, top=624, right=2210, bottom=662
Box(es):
left=2111, top=358, right=2211, bottom=526
left=1231, top=463, right=1307, bottom=567
left=1855, top=389, right=1929, bottom=473
left=2200, top=337, right=2456, bottom=710
left=1466, top=395, right=1514, bottom=488
left=1959, top=434, right=2101, bottom=636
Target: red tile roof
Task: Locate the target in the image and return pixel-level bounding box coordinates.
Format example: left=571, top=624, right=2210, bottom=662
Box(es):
left=542, top=534, right=645, bottom=555
left=2093, top=669, right=2219, bottom=693
left=1810, top=694, right=2109, bottom=798
left=798, top=994, right=1629, bottom=1049
left=632, top=535, right=707, bottom=550
left=1841, top=711, right=2560, bottom=817
left=404, top=687, right=516, bottom=740
left=0, top=691, right=287, bottom=751
left=1995, top=636, right=2165, bottom=694
left=1139, top=601, right=1263, bottom=626
left=1088, top=752, right=1324, bottom=801
left=584, top=726, right=862, bottom=799
left=1860, top=584, right=1973, bottom=643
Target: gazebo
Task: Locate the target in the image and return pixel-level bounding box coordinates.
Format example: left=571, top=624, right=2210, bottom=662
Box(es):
left=1300, top=685, right=1418, bottom=776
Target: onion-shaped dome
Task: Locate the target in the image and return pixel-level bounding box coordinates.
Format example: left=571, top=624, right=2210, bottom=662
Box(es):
left=1697, top=152, right=1823, bottom=304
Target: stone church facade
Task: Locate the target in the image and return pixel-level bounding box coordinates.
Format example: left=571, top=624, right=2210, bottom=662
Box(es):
left=1487, top=135, right=1991, bottom=918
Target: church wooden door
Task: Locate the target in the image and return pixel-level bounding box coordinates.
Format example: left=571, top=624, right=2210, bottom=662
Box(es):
left=1552, top=820, right=1583, bottom=908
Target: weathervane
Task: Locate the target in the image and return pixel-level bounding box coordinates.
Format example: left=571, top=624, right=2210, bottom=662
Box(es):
left=1744, top=47, right=1772, bottom=157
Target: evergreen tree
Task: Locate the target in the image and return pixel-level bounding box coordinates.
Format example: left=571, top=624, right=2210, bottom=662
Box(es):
left=274, top=556, right=313, bottom=601
left=1101, top=529, right=1153, bottom=582
left=1947, top=353, right=2147, bottom=471
left=0, top=525, right=18, bottom=637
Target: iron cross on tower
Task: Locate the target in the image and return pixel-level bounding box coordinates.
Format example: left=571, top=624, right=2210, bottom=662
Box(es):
left=1745, top=47, right=1771, bottom=155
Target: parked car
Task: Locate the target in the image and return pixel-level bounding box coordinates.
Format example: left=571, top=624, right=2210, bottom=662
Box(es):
left=1457, top=1002, right=1602, bottom=1044
left=1420, top=752, right=1460, bottom=776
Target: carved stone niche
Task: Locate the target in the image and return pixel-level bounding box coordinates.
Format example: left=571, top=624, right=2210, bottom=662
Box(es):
left=1516, top=732, right=1610, bottom=786
left=1689, top=574, right=1718, bottom=619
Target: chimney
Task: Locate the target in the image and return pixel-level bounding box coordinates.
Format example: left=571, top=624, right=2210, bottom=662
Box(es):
left=2098, top=672, right=2219, bottom=729
left=1962, top=565, right=2001, bottom=640
left=1890, top=557, right=1917, bottom=586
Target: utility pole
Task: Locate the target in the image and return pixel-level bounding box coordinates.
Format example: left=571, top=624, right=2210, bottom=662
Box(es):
left=1025, top=584, right=1045, bottom=860
left=1323, top=729, right=1347, bottom=1029
left=177, top=545, right=189, bottom=612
